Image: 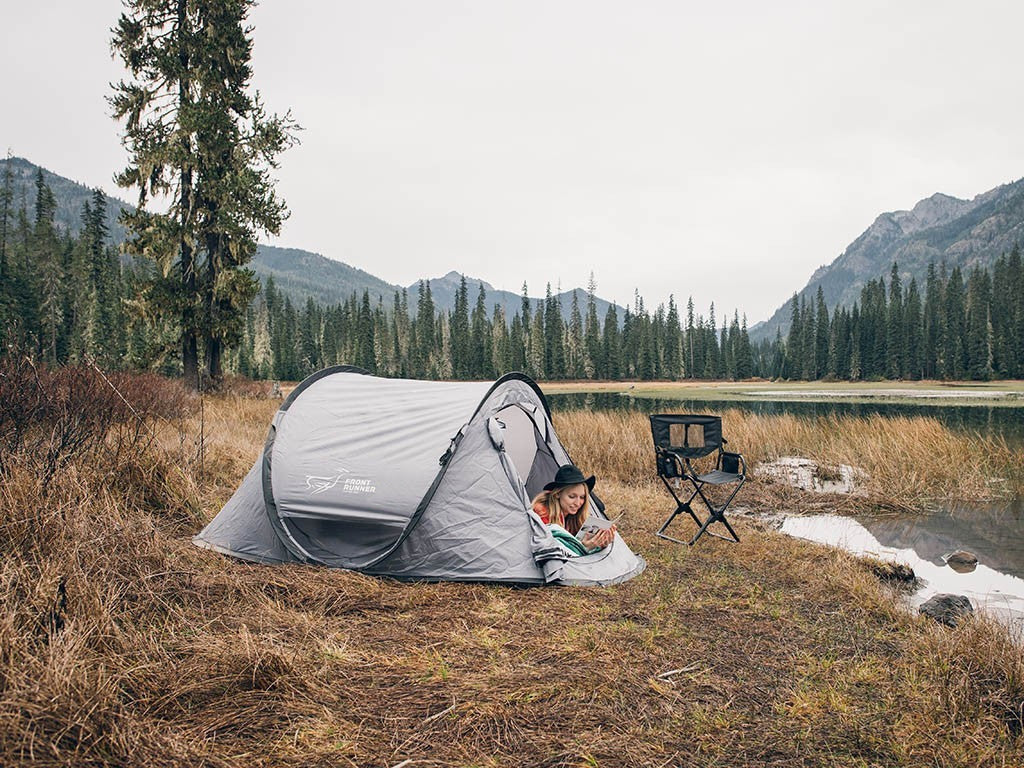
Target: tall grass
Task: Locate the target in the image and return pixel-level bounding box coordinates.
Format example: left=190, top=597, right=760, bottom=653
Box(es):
left=2, top=372, right=1022, bottom=766
left=555, top=408, right=1024, bottom=510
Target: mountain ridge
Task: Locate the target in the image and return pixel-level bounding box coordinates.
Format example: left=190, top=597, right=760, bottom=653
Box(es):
left=1, top=156, right=623, bottom=322
left=750, top=177, right=1024, bottom=342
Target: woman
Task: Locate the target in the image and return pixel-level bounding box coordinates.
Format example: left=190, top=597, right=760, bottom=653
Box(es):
left=532, top=464, right=616, bottom=553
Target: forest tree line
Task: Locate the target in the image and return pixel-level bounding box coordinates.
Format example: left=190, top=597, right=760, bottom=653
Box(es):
left=3, top=166, right=1022, bottom=384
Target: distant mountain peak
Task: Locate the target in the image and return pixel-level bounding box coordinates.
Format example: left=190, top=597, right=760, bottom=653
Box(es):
left=890, top=191, right=977, bottom=235
left=426, top=271, right=496, bottom=293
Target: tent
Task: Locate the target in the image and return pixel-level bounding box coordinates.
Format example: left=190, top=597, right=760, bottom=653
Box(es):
left=194, top=366, right=646, bottom=586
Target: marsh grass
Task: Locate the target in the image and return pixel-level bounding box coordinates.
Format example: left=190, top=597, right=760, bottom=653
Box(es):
left=555, top=408, right=1024, bottom=512
left=2, top=374, right=1022, bottom=766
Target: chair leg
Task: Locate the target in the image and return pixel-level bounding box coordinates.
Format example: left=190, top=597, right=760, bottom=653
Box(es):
left=689, top=477, right=744, bottom=545
left=656, top=503, right=700, bottom=544
left=655, top=477, right=704, bottom=544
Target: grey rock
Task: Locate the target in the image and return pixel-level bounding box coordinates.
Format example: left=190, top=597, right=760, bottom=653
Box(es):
left=919, top=593, right=974, bottom=627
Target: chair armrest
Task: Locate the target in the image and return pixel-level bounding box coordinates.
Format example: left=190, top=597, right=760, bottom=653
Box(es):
left=721, top=450, right=745, bottom=476
left=656, top=449, right=684, bottom=479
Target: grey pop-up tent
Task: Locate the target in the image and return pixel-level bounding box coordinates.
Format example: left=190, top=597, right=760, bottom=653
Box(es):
left=194, top=367, right=645, bottom=586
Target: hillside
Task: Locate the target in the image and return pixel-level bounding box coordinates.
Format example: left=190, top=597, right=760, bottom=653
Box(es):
left=751, top=177, right=1024, bottom=342
left=2, top=156, right=623, bottom=323
left=0, top=155, right=132, bottom=243
left=416, top=270, right=623, bottom=323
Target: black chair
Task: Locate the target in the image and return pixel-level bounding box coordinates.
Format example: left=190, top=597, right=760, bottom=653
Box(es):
left=650, top=414, right=746, bottom=545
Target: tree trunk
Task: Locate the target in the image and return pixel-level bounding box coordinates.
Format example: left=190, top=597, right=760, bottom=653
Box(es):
left=178, top=0, right=199, bottom=390
left=207, top=337, right=222, bottom=382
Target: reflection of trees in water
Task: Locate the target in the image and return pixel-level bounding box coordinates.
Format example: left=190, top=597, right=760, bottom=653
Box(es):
left=548, top=394, right=1024, bottom=446
left=857, top=501, right=1024, bottom=574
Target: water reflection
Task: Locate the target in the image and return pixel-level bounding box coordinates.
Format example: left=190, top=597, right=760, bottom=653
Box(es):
left=782, top=502, right=1024, bottom=625
left=548, top=392, right=1024, bottom=446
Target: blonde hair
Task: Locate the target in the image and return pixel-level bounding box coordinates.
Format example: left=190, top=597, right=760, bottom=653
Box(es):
left=531, top=483, right=590, bottom=535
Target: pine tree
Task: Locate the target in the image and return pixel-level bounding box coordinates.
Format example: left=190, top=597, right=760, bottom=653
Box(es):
left=685, top=296, right=696, bottom=378
left=784, top=293, right=800, bottom=379
left=566, top=290, right=585, bottom=379
left=0, top=152, right=12, bottom=298
left=470, top=282, right=491, bottom=378
left=943, top=267, right=966, bottom=379
left=602, top=303, right=620, bottom=380
left=849, top=304, right=862, bottom=381
left=736, top=314, right=754, bottom=379
left=664, top=296, right=681, bottom=379
left=543, top=283, right=564, bottom=377
left=414, top=280, right=435, bottom=376
left=491, top=303, right=509, bottom=375
left=32, top=171, right=63, bottom=361
left=904, top=278, right=923, bottom=380
left=814, top=287, right=829, bottom=380
left=451, top=274, right=470, bottom=377
left=887, top=263, right=904, bottom=378
left=923, top=262, right=943, bottom=379
left=965, top=267, right=993, bottom=380
left=111, top=0, right=296, bottom=387
left=584, top=273, right=601, bottom=378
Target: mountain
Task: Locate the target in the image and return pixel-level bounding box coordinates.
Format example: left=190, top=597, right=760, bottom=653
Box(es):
left=2, top=156, right=624, bottom=323
left=253, top=245, right=401, bottom=306
left=411, top=271, right=623, bottom=323
left=0, top=156, right=132, bottom=243
left=750, top=177, right=1024, bottom=343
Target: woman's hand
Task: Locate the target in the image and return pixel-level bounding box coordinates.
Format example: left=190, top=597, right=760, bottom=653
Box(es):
left=581, top=524, right=616, bottom=550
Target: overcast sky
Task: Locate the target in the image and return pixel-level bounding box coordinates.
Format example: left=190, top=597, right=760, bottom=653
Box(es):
left=5, top=1, right=1023, bottom=323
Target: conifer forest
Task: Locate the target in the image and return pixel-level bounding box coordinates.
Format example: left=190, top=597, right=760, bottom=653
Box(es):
left=1, top=162, right=1022, bottom=386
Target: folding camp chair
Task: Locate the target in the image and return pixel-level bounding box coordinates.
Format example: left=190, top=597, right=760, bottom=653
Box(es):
left=650, top=414, right=746, bottom=546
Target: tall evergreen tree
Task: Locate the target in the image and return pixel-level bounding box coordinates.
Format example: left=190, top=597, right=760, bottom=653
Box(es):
left=784, top=293, right=800, bottom=379
left=814, top=287, right=829, bottom=380
left=923, top=262, right=943, bottom=379
left=904, top=278, right=923, bottom=380
left=566, top=290, right=585, bottom=379
left=470, top=282, right=491, bottom=378
left=111, top=0, right=296, bottom=387
left=602, top=303, right=620, bottom=379
left=886, top=263, right=904, bottom=378
left=584, top=273, right=601, bottom=378
left=943, top=267, right=966, bottom=379
left=664, top=295, right=682, bottom=379
left=543, top=283, right=564, bottom=377
left=451, top=274, right=470, bottom=377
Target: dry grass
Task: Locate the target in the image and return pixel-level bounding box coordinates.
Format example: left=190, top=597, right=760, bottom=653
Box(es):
left=555, top=408, right=1024, bottom=513
left=2, top=373, right=1023, bottom=766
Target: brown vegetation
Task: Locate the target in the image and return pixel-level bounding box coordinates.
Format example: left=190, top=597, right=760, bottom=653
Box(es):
left=2, top=370, right=1022, bottom=766
left=556, top=408, right=1024, bottom=513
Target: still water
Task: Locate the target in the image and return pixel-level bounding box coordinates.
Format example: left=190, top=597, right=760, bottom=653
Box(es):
left=782, top=503, right=1024, bottom=626
left=549, top=391, right=1024, bottom=624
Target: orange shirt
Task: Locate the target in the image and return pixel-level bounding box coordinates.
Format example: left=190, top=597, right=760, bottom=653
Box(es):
left=532, top=500, right=550, bottom=524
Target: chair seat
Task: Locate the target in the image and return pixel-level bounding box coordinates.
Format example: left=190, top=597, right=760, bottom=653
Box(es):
left=696, top=469, right=741, bottom=485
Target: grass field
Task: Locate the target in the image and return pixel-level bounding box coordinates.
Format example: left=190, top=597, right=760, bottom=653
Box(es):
left=2, top=366, right=1022, bottom=767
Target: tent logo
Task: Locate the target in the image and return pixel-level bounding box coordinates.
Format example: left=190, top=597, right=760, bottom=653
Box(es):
left=305, top=466, right=376, bottom=495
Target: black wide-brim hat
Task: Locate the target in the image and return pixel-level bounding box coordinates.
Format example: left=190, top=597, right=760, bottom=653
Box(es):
left=543, top=464, right=596, bottom=492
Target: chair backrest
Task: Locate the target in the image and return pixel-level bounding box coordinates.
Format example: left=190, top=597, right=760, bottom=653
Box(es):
left=650, top=414, right=723, bottom=459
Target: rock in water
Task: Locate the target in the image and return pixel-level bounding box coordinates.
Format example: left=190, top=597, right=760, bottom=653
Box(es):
left=870, top=560, right=916, bottom=584
left=919, top=594, right=974, bottom=627
left=943, top=550, right=979, bottom=574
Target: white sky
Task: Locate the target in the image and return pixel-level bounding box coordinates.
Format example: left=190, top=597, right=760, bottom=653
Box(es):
left=4, top=1, right=1023, bottom=323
